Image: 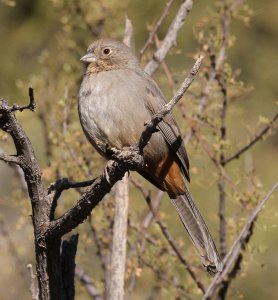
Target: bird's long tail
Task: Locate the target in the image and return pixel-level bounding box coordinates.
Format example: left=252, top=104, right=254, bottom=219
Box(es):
left=171, top=190, right=222, bottom=275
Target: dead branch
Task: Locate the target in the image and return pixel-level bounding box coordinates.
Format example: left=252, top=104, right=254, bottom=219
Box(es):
left=0, top=152, right=21, bottom=164
left=203, top=181, right=278, bottom=299
left=131, top=175, right=205, bottom=293
left=184, top=0, right=232, bottom=146
left=61, top=235, right=79, bottom=299
left=0, top=88, right=36, bottom=113
left=224, top=112, right=278, bottom=165
left=144, top=0, right=193, bottom=75
left=154, top=33, right=176, bottom=94
left=146, top=198, right=206, bottom=294
left=130, top=177, right=164, bottom=229
left=139, top=55, right=203, bottom=152
left=0, top=147, right=28, bottom=191
left=141, top=257, right=194, bottom=300
left=123, top=16, right=133, bottom=48
left=217, top=0, right=230, bottom=258
left=140, top=0, right=175, bottom=56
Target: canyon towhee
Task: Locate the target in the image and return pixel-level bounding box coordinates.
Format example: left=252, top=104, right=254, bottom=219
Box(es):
left=79, top=38, right=222, bottom=274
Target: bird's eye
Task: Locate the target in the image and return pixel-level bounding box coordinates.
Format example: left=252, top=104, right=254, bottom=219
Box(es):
left=103, top=48, right=111, bottom=55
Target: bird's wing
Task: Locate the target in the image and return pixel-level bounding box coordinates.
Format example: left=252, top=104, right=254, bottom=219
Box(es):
left=142, top=72, right=190, bottom=182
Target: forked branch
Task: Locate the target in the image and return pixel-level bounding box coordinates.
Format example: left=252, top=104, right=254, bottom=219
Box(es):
left=203, top=181, right=278, bottom=299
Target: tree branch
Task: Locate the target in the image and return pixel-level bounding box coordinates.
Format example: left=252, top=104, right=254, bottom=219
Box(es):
left=141, top=257, right=195, bottom=300
left=217, top=0, right=230, bottom=259
left=139, top=0, right=175, bottom=57
left=146, top=196, right=206, bottom=294
left=139, top=55, right=203, bottom=152
left=1, top=92, right=75, bottom=299
left=0, top=87, right=36, bottom=113
left=144, top=0, right=193, bottom=75
left=48, top=177, right=96, bottom=193
left=131, top=175, right=205, bottom=293
left=224, top=112, right=278, bottom=165
left=203, top=181, right=278, bottom=299
left=184, top=0, right=234, bottom=146
left=0, top=152, right=21, bottom=164
left=61, top=235, right=79, bottom=300
left=122, top=16, right=133, bottom=48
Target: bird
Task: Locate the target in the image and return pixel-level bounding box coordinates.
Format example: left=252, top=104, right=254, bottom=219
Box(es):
left=78, top=38, right=222, bottom=274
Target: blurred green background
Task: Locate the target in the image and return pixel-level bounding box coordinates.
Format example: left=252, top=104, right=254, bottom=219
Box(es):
left=0, top=0, right=277, bottom=299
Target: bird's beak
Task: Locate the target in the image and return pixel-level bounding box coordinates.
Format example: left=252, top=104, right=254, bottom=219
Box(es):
left=80, top=52, right=97, bottom=63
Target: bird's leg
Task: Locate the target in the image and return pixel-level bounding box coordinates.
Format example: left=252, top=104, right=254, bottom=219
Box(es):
left=103, top=160, right=115, bottom=185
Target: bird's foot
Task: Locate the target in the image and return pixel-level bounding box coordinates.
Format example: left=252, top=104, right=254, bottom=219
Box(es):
left=103, top=160, right=115, bottom=185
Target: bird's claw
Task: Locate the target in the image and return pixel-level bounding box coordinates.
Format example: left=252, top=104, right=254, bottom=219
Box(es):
left=103, top=160, right=114, bottom=185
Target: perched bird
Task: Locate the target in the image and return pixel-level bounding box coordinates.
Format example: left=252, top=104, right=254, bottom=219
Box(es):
left=78, top=38, right=222, bottom=274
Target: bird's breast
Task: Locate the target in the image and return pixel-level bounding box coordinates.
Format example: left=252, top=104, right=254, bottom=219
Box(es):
left=79, top=70, right=151, bottom=152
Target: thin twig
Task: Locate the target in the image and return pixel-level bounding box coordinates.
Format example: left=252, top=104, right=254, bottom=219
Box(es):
left=144, top=0, right=193, bottom=75
left=7, top=87, right=36, bottom=112
left=0, top=147, right=29, bottom=193
left=130, top=175, right=205, bottom=293
left=64, top=141, right=93, bottom=178
left=37, top=110, right=52, bottom=166
left=203, top=181, right=278, bottom=299
left=145, top=191, right=206, bottom=294
left=63, top=85, right=68, bottom=136
left=154, top=33, right=176, bottom=94
left=130, top=176, right=164, bottom=228
left=126, top=178, right=162, bottom=294
left=142, top=192, right=164, bottom=229
left=139, top=55, right=203, bottom=152
left=184, top=0, right=245, bottom=146
left=184, top=5, right=231, bottom=145
left=217, top=0, right=230, bottom=258
left=140, top=0, right=175, bottom=57
left=48, top=177, right=96, bottom=194
left=218, top=178, right=226, bottom=257
left=191, top=127, right=237, bottom=190
left=0, top=152, right=20, bottom=164
left=47, top=177, right=96, bottom=219
left=123, top=16, right=133, bottom=48
left=224, top=112, right=278, bottom=165
left=141, top=258, right=195, bottom=300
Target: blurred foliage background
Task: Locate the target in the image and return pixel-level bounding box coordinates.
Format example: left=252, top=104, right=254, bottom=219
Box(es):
left=0, top=0, right=277, bottom=299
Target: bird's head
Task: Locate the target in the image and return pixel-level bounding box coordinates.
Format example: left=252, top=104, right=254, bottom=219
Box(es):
left=81, top=38, right=139, bottom=74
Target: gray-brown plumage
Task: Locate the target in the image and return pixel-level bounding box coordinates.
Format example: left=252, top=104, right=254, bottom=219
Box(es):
left=78, top=38, right=222, bottom=274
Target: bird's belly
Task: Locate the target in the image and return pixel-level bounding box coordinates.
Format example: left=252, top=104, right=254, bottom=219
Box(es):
left=79, top=90, right=146, bottom=154
left=78, top=71, right=168, bottom=161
